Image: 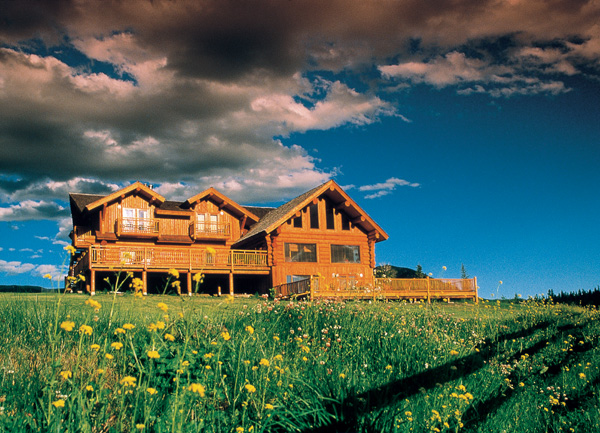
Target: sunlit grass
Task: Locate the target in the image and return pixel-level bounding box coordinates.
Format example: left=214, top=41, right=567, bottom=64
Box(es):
left=0, top=290, right=599, bottom=432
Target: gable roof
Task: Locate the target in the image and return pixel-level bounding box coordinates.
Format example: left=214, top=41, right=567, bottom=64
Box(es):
left=233, top=180, right=388, bottom=246
left=184, top=187, right=260, bottom=223
left=84, top=182, right=165, bottom=212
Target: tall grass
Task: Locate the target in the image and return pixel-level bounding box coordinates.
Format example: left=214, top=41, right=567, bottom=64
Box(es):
left=0, top=291, right=599, bottom=432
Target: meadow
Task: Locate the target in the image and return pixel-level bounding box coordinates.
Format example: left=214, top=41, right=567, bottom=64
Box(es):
left=0, top=289, right=599, bottom=432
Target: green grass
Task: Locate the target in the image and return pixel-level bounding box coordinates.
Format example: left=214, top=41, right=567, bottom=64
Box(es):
left=0, top=291, right=599, bottom=432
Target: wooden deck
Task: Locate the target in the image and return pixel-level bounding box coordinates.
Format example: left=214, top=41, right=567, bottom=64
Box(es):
left=273, top=276, right=478, bottom=302
left=72, top=245, right=269, bottom=277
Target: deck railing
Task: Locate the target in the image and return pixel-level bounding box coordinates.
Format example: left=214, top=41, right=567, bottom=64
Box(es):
left=272, top=278, right=312, bottom=299
left=88, top=245, right=268, bottom=271
left=272, top=276, right=478, bottom=302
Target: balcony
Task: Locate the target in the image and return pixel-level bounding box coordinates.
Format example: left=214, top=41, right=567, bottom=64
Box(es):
left=116, top=217, right=160, bottom=238
left=191, top=221, right=231, bottom=240
left=88, top=245, right=268, bottom=272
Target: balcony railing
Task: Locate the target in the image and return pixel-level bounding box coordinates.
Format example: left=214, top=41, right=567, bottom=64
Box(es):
left=88, top=245, right=268, bottom=271
left=117, top=217, right=160, bottom=237
left=192, top=222, right=231, bottom=239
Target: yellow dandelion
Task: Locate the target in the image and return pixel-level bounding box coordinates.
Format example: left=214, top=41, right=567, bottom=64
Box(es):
left=136, top=424, right=145, bottom=430
left=146, top=387, right=158, bottom=395
left=90, top=343, right=100, bottom=351
left=259, top=358, right=270, bottom=367
left=245, top=325, right=254, bottom=334
left=188, top=383, right=206, bottom=397
left=52, top=399, right=65, bottom=408
left=236, top=428, right=244, bottom=433
left=111, top=342, right=123, bottom=350
left=59, top=370, right=72, bottom=380
left=245, top=384, right=256, bottom=393
left=265, top=403, right=274, bottom=410
left=221, top=331, right=231, bottom=341
left=579, top=373, right=586, bottom=379
left=85, top=299, right=102, bottom=311
left=60, top=321, right=75, bottom=332
left=167, top=268, right=179, bottom=279
left=105, top=353, right=114, bottom=360
left=85, top=385, right=94, bottom=391
left=120, top=376, right=137, bottom=387
left=114, top=328, right=125, bottom=335
left=64, top=245, right=77, bottom=255
left=79, top=324, right=93, bottom=335
left=449, top=350, right=459, bottom=356
left=193, top=272, right=204, bottom=282
left=123, top=323, right=135, bottom=330
left=164, top=333, right=175, bottom=342
left=147, top=350, right=160, bottom=359
left=157, top=302, right=168, bottom=313
left=339, top=373, right=346, bottom=379
left=43, top=274, right=53, bottom=280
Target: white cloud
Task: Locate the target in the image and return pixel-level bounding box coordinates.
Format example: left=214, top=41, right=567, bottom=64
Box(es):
left=0, top=200, right=68, bottom=221
left=0, top=259, right=36, bottom=274
left=359, top=177, right=420, bottom=199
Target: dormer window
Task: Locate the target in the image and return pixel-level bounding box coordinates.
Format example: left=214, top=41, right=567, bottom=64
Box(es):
left=121, top=208, right=154, bottom=234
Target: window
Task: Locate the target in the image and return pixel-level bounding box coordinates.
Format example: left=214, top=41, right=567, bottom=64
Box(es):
left=341, top=213, right=350, bottom=230
left=326, top=201, right=335, bottom=230
left=197, top=213, right=226, bottom=235
left=122, top=208, right=153, bottom=233
left=285, top=243, right=317, bottom=262
left=309, top=203, right=319, bottom=229
left=331, top=245, right=360, bottom=263
left=287, top=275, right=310, bottom=283
left=293, top=214, right=302, bottom=228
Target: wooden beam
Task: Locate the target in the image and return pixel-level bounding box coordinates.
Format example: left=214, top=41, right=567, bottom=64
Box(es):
left=229, top=272, right=234, bottom=296
left=352, top=216, right=365, bottom=224
left=335, top=201, right=350, bottom=210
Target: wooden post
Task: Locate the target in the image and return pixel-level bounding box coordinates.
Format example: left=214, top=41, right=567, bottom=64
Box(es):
left=474, top=276, right=478, bottom=304
left=187, top=272, right=192, bottom=296
left=426, top=276, right=431, bottom=304
left=229, top=272, right=234, bottom=296
left=142, top=270, right=147, bottom=296
left=310, top=276, right=314, bottom=302
left=218, top=286, right=222, bottom=296
left=90, top=270, right=96, bottom=295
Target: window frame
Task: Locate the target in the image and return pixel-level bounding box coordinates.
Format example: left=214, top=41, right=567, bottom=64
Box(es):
left=284, top=243, right=317, bottom=262
left=330, top=244, right=361, bottom=264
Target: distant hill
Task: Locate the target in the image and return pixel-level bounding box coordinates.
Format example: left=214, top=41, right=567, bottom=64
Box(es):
left=375, top=265, right=426, bottom=279
left=0, top=285, right=48, bottom=293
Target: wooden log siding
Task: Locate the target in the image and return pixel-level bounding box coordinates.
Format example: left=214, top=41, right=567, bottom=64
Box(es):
left=87, top=245, right=268, bottom=271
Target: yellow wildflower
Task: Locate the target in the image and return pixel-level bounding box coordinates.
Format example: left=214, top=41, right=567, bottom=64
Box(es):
left=226, top=295, right=234, bottom=303
left=111, top=342, right=123, bottom=350
left=120, top=376, right=137, bottom=387
left=146, top=387, right=158, bottom=395
left=43, top=274, right=53, bottom=280
left=123, top=323, right=135, bottom=330
left=221, top=331, right=231, bottom=341
left=85, top=299, right=102, bottom=311
left=114, top=328, right=125, bottom=335
left=52, top=399, right=65, bottom=408
left=157, top=302, right=168, bottom=313
left=449, top=350, right=459, bottom=356
left=164, top=333, right=175, bottom=342
left=193, top=272, right=204, bottom=283
left=236, top=428, right=244, bottom=433
left=105, top=354, right=114, bottom=360
left=90, top=343, right=100, bottom=351
left=260, top=358, right=270, bottom=367
left=136, top=425, right=145, bottom=430
left=245, top=325, right=254, bottom=334
left=265, top=403, right=274, bottom=410
left=147, top=350, right=160, bottom=359
left=339, top=373, right=346, bottom=379
left=188, top=383, right=206, bottom=396
left=85, top=385, right=94, bottom=391
left=79, top=324, right=93, bottom=335
left=64, top=245, right=77, bottom=255
left=60, top=321, right=75, bottom=332
left=59, top=370, right=72, bottom=380
left=579, top=373, right=586, bottom=379
left=168, top=268, right=179, bottom=279
left=245, top=384, right=256, bottom=393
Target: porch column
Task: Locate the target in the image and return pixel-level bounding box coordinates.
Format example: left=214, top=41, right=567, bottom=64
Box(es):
left=229, top=272, right=234, bottom=296
left=142, top=270, right=147, bottom=296
left=187, top=272, right=192, bottom=296
left=90, top=270, right=96, bottom=296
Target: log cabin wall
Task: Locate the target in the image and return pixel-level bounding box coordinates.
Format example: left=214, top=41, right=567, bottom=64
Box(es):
left=270, top=197, right=375, bottom=287
left=191, top=199, right=242, bottom=245
left=101, top=193, right=153, bottom=234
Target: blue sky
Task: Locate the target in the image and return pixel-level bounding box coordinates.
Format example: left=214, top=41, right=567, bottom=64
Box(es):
left=0, top=0, right=599, bottom=298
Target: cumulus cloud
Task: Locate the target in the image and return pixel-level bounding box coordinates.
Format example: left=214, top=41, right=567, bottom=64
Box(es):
left=0, top=200, right=69, bottom=221
left=0, top=259, right=36, bottom=275
left=0, top=0, right=598, bottom=218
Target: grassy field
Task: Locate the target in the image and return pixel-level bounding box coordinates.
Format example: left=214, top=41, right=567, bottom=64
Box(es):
left=0, top=291, right=599, bottom=432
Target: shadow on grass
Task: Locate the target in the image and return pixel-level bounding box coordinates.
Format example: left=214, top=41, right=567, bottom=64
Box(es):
left=305, top=317, right=595, bottom=433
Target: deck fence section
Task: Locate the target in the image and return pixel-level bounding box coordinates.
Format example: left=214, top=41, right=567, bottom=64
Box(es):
left=272, top=276, right=478, bottom=302
left=272, top=278, right=312, bottom=299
